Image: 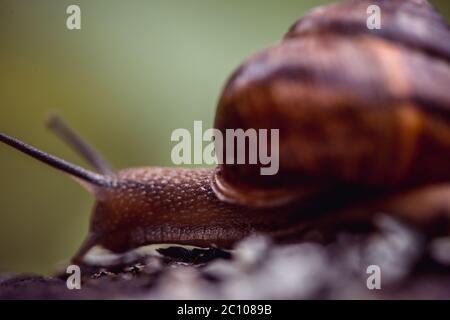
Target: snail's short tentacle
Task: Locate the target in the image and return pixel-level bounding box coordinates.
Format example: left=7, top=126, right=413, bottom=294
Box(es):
left=47, top=115, right=115, bottom=176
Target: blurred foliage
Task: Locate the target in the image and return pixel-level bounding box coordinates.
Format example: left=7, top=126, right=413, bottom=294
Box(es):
left=0, top=0, right=449, bottom=274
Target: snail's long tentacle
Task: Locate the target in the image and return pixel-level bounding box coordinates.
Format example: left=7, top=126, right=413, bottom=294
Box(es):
left=0, top=132, right=112, bottom=189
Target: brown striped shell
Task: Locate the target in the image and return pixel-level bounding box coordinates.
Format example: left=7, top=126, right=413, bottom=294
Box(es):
left=212, top=0, right=450, bottom=208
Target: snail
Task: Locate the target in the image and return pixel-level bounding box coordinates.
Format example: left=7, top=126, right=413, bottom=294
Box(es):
left=1, top=0, right=450, bottom=264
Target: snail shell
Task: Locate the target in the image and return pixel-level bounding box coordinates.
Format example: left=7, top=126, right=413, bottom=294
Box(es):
left=212, top=0, right=450, bottom=208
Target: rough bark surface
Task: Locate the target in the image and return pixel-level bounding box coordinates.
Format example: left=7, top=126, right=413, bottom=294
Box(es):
left=1, top=215, right=450, bottom=299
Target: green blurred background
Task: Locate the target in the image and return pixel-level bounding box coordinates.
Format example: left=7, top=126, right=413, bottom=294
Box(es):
left=0, top=0, right=449, bottom=274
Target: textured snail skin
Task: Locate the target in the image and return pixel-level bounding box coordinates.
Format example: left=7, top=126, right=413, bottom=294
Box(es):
left=76, top=167, right=450, bottom=263
left=76, top=167, right=314, bottom=261
left=75, top=165, right=450, bottom=263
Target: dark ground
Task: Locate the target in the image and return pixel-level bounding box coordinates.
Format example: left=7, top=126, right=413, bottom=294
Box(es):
left=1, top=215, right=450, bottom=299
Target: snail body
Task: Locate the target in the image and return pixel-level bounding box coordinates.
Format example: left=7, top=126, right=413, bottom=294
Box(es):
left=1, top=0, right=450, bottom=263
